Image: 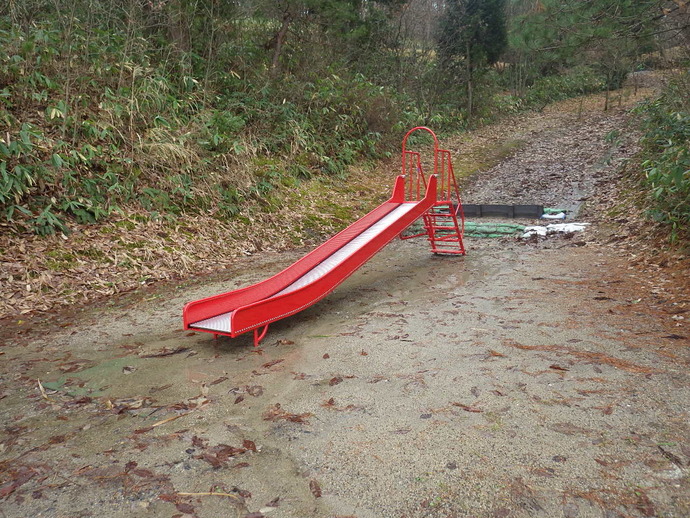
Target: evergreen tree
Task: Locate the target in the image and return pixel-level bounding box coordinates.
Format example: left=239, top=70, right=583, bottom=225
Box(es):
left=506, top=0, right=662, bottom=96
left=437, top=0, right=508, bottom=117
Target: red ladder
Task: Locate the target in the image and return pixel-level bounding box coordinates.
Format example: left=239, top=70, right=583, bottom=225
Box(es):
left=399, top=127, right=466, bottom=256
left=423, top=203, right=466, bottom=255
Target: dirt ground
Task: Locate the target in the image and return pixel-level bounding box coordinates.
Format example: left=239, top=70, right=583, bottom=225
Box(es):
left=1, top=88, right=688, bottom=518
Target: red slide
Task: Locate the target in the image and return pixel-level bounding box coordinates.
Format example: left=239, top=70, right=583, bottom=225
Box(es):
left=182, top=127, right=465, bottom=346
left=183, top=174, right=437, bottom=346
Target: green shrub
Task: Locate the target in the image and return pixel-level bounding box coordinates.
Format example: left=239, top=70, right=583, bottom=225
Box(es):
left=523, top=66, right=606, bottom=109
left=638, top=74, right=690, bottom=242
left=0, top=14, right=436, bottom=235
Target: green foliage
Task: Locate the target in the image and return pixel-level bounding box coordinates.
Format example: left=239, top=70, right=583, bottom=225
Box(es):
left=438, top=0, right=508, bottom=68
left=0, top=12, right=416, bottom=235
left=505, top=0, right=660, bottom=96
left=437, top=0, right=508, bottom=117
left=522, top=66, right=606, bottom=109
left=638, top=75, right=690, bottom=242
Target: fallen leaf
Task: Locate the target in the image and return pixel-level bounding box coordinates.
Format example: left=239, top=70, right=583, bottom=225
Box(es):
left=140, top=347, right=190, bottom=358
left=197, top=453, right=223, bottom=468
left=132, top=468, right=156, bottom=478
left=262, top=403, right=313, bottom=423
left=246, top=385, right=264, bottom=397
left=635, top=489, right=656, bottom=517
left=37, top=379, right=54, bottom=402
left=329, top=376, right=343, bottom=386
left=658, top=446, right=684, bottom=467
left=321, top=398, right=357, bottom=412
left=451, top=402, right=483, bottom=413
left=309, top=479, right=322, bottom=498
left=502, top=340, right=655, bottom=373
left=211, top=444, right=247, bottom=462
left=594, top=405, right=614, bottom=415
left=531, top=467, right=556, bottom=478
left=549, top=364, right=569, bottom=372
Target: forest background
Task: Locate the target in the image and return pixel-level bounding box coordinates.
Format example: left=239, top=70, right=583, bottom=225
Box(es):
left=0, top=0, right=689, bottom=314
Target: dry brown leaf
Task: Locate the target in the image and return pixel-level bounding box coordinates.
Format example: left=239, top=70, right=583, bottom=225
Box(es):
left=262, top=403, right=313, bottom=423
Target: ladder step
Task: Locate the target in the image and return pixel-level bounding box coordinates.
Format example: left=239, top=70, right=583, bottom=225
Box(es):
left=430, top=248, right=465, bottom=255
left=428, top=229, right=461, bottom=235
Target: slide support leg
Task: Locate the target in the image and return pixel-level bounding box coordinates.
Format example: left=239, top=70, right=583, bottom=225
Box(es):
left=254, top=325, right=269, bottom=347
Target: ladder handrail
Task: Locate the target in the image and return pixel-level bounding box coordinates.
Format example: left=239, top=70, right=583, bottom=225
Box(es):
left=401, top=127, right=460, bottom=208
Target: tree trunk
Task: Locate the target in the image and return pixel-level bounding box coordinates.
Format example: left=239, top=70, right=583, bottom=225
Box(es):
left=466, top=40, right=473, bottom=120
left=604, top=72, right=610, bottom=112
left=167, top=0, right=192, bottom=75
left=271, top=12, right=293, bottom=74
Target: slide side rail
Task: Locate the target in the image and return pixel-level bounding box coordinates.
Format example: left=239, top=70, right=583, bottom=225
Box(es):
left=183, top=176, right=408, bottom=328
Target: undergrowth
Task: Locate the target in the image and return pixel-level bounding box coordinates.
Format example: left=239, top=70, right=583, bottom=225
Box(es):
left=637, top=72, right=690, bottom=245
left=0, top=19, right=416, bottom=235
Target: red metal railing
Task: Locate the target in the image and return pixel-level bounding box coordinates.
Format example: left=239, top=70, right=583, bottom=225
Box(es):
left=401, top=127, right=462, bottom=208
